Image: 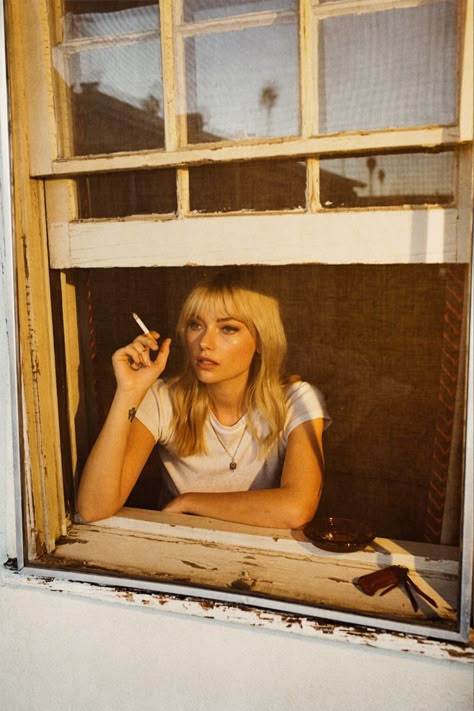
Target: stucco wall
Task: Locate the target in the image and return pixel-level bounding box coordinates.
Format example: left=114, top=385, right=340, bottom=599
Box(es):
left=0, top=580, right=473, bottom=711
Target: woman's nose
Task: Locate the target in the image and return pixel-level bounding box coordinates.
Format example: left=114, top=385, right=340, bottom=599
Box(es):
left=199, top=328, right=216, bottom=349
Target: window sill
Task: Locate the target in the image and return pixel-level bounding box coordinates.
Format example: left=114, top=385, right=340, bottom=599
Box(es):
left=23, top=507, right=464, bottom=642
left=6, top=506, right=473, bottom=663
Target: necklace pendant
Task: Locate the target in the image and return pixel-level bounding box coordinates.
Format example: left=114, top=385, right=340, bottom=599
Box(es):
left=229, top=461, right=237, bottom=471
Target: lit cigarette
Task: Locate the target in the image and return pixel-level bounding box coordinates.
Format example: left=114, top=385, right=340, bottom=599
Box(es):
left=132, top=312, right=158, bottom=344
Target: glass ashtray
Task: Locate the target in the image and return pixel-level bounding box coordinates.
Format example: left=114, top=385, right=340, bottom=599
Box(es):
left=303, top=516, right=375, bottom=553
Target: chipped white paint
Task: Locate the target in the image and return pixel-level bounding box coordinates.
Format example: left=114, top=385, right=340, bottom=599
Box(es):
left=2, top=566, right=473, bottom=664
left=45, top=126, right=461, bottom=177
left=47, top=208, right=462, bottom=268
left=50, top=510, right=459, bottom=630
left=101, top=508, right=459, bottom=576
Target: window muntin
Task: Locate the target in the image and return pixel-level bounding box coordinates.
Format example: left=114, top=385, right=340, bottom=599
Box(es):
left=317, top=0, right=458, bottom=134
left=183, top=0, right=296, bottom=23
left=70, top=150, right=456, bottom=218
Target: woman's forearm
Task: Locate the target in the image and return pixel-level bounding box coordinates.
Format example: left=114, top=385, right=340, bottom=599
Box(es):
left=76, top=388, right=149, bottom=521
left=163, top=487, right=320, bottom=530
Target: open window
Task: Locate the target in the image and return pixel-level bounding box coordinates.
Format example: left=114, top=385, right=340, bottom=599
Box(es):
left=5, top=0, right=473, bottom=643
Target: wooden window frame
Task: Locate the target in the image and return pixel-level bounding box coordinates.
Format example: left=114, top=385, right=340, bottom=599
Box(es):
left=4, top=0, right=474, bottom=645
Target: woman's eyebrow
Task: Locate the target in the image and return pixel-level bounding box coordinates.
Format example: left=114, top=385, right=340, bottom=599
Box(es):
left=190, top=314, right=243, bottom=324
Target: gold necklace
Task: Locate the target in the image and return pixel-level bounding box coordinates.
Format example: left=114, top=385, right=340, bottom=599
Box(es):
left=210, top=423, right=247, bottom=471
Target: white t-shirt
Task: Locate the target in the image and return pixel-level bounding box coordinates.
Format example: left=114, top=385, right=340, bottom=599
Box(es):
left=136, top=379, right=331, bottom=497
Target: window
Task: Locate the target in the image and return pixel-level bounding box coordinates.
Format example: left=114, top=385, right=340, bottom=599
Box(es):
left=5, top=0, right=473, bottom=643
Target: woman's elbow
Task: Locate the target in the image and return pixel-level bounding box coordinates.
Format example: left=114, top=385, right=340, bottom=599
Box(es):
left=283, top=498, right=320, bottom=530
left=76, top=501, right=101, bottom=523
left=76, top=496, right=118, bottom=523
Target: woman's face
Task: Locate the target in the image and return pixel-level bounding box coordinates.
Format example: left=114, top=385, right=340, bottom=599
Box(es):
left=185, top=307, right=257, bottom=392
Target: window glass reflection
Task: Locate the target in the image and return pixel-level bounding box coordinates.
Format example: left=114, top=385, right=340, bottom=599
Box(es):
left=183, top=0, right=296, bottom=23
left=189, top=160, right=306, bottom=212
left=184, top=22, right=299, bottom=143
left=68, top=40, right=164, bottom=155
left=76, top=170, right=177, bottom=218
left=320, top=151, right=455, bottom=208
left=318, top=0, right=457, bottom=133
left=56, top=2, right=163, bottom=156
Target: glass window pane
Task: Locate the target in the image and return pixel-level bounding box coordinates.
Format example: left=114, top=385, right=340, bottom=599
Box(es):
left=320, top=151, right=455, bottom=208
left=63, top=1, right=158, bottom=39
left=317, top=0, right=458, bottom=133
left=68, top=41, right=164, bottom=155
left=189, top=159, right=306, bottom=212
left=184, top=21, right=299, bottom=143
left=183, top=0, right=296, bottom=22
left=75, top=170, right=177, bottom=218
left=55, top=3, right=164, bottom=156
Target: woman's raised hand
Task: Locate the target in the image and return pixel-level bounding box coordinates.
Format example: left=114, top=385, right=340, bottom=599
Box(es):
left=112, top=332, right=171, bottom=392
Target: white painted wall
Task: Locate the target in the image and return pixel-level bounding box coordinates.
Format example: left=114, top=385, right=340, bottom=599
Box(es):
left=0, top=9, right=472, bottom=711
left=0, top=580, right=473, bottom=711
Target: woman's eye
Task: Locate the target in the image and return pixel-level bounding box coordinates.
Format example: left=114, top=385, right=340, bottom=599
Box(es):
left=222, top=325, right=239, bottom=334
left=188, top=320, right=202, bottom=331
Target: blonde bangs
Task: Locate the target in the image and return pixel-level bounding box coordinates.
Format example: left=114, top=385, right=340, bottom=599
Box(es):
left=177, top=286, right=257, bottom=345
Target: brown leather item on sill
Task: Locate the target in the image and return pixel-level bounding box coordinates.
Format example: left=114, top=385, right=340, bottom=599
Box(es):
left=356, top=565, right=438, bottom=613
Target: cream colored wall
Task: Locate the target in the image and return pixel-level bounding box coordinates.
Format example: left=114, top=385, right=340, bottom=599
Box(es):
left=0, top=581, right=473, bottom=711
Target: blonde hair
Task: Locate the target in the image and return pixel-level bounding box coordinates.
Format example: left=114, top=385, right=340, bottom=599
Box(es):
left=168, top=276, right=287, bottom=457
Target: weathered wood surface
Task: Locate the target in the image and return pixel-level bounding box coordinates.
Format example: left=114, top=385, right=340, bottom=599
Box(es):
left=47, top=509, right=458, bottom=626
left=47, top=209, right=463, bottom=268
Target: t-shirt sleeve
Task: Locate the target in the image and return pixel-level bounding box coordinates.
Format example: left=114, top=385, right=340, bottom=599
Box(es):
left=285, top=381, right=331, bottom=438
left=135, top=380, right=173, bottom=443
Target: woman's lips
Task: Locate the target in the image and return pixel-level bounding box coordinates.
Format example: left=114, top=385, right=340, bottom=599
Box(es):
left=196, top=357, right=219, bottom=369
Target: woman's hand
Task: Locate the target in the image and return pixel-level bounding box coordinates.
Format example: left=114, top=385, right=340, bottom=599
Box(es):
left=112, top=332, right=172, bottom=393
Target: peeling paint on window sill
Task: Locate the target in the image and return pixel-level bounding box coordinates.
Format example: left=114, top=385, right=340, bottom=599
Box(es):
left=2, top=564, right=473, bottom=665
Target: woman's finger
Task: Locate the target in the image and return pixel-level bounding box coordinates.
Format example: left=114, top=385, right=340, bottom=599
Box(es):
left=114, top=343, right=148, bottom=369
left=152, top=337, right=172, bottom=369
left=113, top=336, right=171, bottom=376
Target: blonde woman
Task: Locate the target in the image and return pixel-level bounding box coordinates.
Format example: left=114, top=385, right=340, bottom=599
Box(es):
left=77, top=273, right=331, bottom=528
